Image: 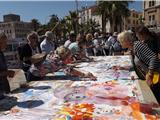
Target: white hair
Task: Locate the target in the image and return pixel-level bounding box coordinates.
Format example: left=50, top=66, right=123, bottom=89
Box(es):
left=118, top=31, right=134, bottom=44
left=45, top=31, right=53, bottom=39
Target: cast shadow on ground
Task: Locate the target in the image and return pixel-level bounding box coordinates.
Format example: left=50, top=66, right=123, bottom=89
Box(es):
left=0, top=96, right=44, bottom=111
left=11, top=85, right=51, bottom=94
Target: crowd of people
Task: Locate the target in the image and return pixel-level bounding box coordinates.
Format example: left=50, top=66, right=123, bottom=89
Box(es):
left=0, top=25, right=160, bottom=103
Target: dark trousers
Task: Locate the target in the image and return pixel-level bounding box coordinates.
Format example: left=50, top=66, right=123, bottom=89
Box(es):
left=151, top=83, right=160, bottom=104
left=0, top=78, right=10, bottom=97
left=27, top=72, right=42, bottom=82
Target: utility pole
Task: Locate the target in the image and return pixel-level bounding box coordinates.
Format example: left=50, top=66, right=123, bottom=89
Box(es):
left=75, top=0, right=78, bottom=14
left=75, top=0, right=79, bottom=34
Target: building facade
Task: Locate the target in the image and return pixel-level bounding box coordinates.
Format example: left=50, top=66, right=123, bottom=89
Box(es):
left=78, top=6, right=142, bottom=33
left=3, top=14, right=20, bottom=22
left=78, top=6, right=110, bottom=32
left=143, top=0, right=160, bottom=29
left=123, top=9, right=143, bottom=30
left=0, top=14, right=33, bottom=68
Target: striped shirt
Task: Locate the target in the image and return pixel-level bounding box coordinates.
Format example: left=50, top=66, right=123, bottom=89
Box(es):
left=134, top=41, right=160, bottom=71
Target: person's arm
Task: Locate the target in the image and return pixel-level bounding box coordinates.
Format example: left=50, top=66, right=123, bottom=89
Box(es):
left=40, top=42, right=48, bottom=53
left=135, top=42, right=159, bottom=72
left=0, top=71, right=8, bottom=76
left=0, top=70, right=15, bottom=78
left=134, top=42, right=160, bottom=85
left=69, top=68, right=96, bottom=80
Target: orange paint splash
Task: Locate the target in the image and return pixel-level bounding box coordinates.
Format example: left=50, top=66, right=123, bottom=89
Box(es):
left=61, top=103, right=95, bottom=120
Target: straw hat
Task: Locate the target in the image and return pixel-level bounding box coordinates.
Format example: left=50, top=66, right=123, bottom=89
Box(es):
left=31, top=53, right=46, bottom=64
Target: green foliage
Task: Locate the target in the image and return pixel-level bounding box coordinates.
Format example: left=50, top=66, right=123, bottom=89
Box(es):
left=97, top=1, right=131, bottom=32
left=31, top=19, right=41, bottom=31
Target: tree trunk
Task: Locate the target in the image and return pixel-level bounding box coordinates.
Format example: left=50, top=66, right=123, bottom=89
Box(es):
left=102, top=13, right=106, bottom=33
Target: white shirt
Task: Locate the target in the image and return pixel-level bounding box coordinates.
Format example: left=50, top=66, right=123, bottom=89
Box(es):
left=64, top=40, right=71, bottom=48
left=40, top=39, right=55, bottom=54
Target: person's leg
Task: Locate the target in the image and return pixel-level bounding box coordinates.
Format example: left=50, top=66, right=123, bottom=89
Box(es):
left=0, top=88, right=5, bottom=100
left=151, top=83, right=160, bottom=104
left=22, top=65, right=30, bottom=80
left=27, top=72, right=42, bottom=82
left=0, top=79, right=10, bottom=100
left=3, top=79, right=10, bottom=94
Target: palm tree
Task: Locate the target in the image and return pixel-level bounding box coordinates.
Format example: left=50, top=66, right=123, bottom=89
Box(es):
left=68, top=11, right=79, bottom=35
left=109, top=1, right=130, bottom=32
left=97, top=1, right=131, bottom=33
left=97, top=1, right=112, bottom=33
left=48, top=14, right=59, bottom=30
left=31, top=19, right=41, bottom=31
left=79, top=19, right=100, bottom=34
left=64, top=15, right=72, bottom=34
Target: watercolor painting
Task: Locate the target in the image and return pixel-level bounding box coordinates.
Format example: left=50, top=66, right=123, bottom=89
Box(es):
left=0, top=56, right=158, bottom=120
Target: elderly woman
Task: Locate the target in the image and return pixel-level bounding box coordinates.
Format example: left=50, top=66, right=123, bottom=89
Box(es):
left=0, top=32, right=15, bottom=99
left=136, top=26, right=160, bottom=55
left=118, top=31, right=160, bottom=103
left=18, top=32, right=41, bottom=79
left=85, top=33, right=94, bottom=56
left=28, top=46, right=96, bottom=81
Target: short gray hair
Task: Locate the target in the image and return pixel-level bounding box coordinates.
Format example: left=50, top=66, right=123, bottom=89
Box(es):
left=118, top=31, right=134, bottom=44
left=45, top=31, right=53, bottom=39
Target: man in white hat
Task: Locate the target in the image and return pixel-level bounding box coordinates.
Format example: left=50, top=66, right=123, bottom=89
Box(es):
left=40, top=31, right=55, bottom=54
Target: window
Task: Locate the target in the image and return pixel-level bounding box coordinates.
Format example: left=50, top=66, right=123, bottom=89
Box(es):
left=136, top=14, right=138, bottom=18
left=133, top=20, right=135, bottom=24
left=149, top=1, right=152, bottom=7
left=136, top=20, right=138, bottom=24
left=144, top=1, right=146, bottom=9
left=149, top=16, right=151, bottom=21
left=149, top=1, right=155, bottom=7
left=152, top=1, right=155, bottom=6
left=152, top=15, right=155, bottom=20
left=128, top=19, right=130, bottom=24
left=132, top=13, right=135, bottom=17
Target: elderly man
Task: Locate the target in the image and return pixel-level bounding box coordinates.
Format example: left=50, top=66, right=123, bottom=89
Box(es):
left=118, top=31, right=160, bottom=103
left=40, top=31, right=55, bottom=54
left=0, top=32, right=15, bottom=99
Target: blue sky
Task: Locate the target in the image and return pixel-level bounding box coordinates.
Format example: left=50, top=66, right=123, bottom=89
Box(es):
left=0, top=1, right=142, bottom=24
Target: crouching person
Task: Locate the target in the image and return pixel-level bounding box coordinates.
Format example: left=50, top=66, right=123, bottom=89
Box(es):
left=27, top=46, right=96, bottom=81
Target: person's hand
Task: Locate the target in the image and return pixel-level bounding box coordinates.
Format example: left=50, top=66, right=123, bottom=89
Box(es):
left=7, top=70, right=15, bottom=78
left=85, top=72, right=97, bottom=81
left=124, top=51, right=131, bottom=55
left=146, top=73, right=153, bottom=86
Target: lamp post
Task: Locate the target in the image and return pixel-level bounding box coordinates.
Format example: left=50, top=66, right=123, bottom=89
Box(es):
left=75, top=0, right=79, bottom=34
